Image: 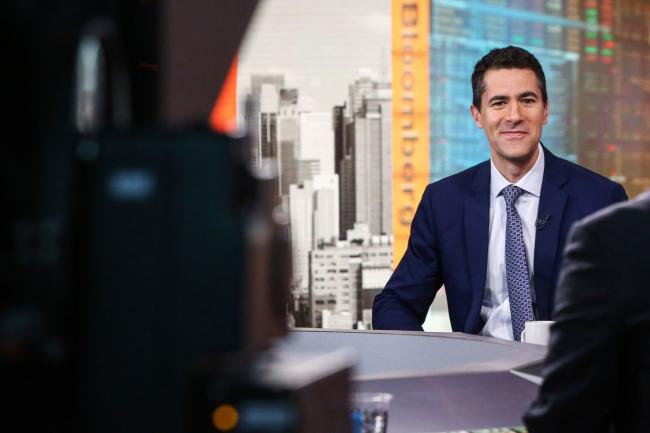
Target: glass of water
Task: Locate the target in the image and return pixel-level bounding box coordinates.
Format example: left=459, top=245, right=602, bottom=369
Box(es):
left=350, top=392, right=394, bottom=433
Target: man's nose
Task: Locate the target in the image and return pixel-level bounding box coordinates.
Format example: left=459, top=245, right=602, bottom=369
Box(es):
left=505, top=103, right=523, bottom=123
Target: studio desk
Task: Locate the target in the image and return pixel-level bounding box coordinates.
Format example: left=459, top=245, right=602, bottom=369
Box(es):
left=277, top=329, right=548, bottom=433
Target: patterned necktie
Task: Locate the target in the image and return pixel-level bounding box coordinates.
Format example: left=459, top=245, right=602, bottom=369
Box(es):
left=502, top=184, right=534, bottom=341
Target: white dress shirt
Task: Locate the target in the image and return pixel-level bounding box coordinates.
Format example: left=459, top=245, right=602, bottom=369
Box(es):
left=480, top=143, right=545, bottom=340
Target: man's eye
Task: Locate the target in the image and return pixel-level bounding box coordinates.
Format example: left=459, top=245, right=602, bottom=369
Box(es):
left=522, top=98, right=536, bottom=105
left=491, top=101, right=506, bottom=107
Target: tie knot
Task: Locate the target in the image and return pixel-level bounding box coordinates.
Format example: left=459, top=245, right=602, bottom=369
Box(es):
left=502, top=184, right=524, bottom=207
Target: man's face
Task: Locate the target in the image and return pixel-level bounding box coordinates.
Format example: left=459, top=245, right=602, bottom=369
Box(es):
left=470, top=68, right=549, bottom=167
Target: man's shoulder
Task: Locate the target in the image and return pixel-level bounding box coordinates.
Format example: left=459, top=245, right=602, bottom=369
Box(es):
left=426, top=160, right=490, bottom=194
left=548, top=151, right=621, bottom=190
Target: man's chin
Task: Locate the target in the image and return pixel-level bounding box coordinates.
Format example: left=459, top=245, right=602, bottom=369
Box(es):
left=496, top=144, right=538, bottom=163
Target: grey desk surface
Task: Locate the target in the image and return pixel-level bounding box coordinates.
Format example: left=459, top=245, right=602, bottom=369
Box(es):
left=277, top=329, right=548, bottom=432
left=280, top=329, right=547, bottom=380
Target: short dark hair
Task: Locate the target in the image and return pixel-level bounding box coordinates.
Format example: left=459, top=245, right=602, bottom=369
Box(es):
left=471, top=46, right=547, bottom=110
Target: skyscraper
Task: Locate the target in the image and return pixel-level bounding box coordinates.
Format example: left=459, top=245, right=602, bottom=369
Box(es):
left=352, top=80, right=392, bottom=236
left=259, top=83, right=279, bottom=159
left=299, top=112, right=335, bottom=176
left=313, top=174, right=340, bottom=248
left=289, top=174, right=339, bottom=292
left=349, top=69, right=378, bottom=115
left=333, top=103, right=357, bottom=240
left=278, top=88, right=300, bottom=197
left=247, top=74, right=285, bottom=162
left=289, top=181, right=313, bottom=293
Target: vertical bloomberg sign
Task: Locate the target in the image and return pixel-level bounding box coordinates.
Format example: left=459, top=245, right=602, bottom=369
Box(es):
left=392, top=0, right=429, bottom=267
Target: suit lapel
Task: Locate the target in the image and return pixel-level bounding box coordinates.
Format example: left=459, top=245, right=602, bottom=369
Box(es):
left=534, top=147, right=568, bottom=318
left=464, top=162, right=490, bottom=332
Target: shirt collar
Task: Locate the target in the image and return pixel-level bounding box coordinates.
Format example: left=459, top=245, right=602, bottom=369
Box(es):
left=490, top=143, right=545, bottom=199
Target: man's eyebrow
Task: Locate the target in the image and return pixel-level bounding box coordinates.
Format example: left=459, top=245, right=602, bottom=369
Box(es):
left=487, top=91, right=540, bottom=105
left=519, top=91, right=539, bottom=99
left=487, top=95, right=508, bottom=104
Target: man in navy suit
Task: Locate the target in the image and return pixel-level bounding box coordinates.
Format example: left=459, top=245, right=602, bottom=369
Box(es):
left=372, top=46, right=627, bottom=340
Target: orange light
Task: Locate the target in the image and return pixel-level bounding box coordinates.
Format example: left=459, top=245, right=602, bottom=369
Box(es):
left=210, top=56, right=239, bottom=134
left=212, top=404, right=239, bottom=432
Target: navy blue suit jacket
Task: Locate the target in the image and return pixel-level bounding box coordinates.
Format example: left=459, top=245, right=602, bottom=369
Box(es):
left=373, top=147, right=627, bottom=333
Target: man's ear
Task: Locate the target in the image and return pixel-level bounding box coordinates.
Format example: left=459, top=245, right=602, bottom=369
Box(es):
left=543, top=100, right=550, bottom=125
left=470, top=104, right=483, bottom=128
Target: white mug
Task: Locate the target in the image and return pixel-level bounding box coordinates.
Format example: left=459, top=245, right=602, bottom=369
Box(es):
left=520, top=320, right=554, bottom=345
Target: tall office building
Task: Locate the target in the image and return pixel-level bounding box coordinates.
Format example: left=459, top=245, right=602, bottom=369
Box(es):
left=278, top=94, right=335, bottom=199
left=247, top=74, right=285, bottom=163
left=376, top=86, right=393, bottom=237
left=333, top=103, right=357, bottom=239
left=333, top=105, right=346, bottom=178
left=353, top=83, right=392, bottom=236
left=339, top=152, right=356, bottom=237
left=289, top=181, right=312, bottom=292
left=256, top=84, right=281, bottom=198
left=289, top=174, right=339, bottom=293
left=259, top=84, right=279, bottom=158
left=299, top=112, right=335, bottom=176
left=278, top=88, right=300, bottom=197
left=349, top=69, right=378, bottom=115
left=313, top=175, right=340, bottom=248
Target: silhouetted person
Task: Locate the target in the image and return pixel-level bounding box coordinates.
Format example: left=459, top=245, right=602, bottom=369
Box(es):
left=525, top=190, right=650, bottom=432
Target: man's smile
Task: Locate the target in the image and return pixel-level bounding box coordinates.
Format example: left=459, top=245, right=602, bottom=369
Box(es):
left=500, top=130, right=528, bottom=139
